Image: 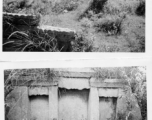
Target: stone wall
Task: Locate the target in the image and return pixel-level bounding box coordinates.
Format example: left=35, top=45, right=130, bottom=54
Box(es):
left=3, top=12, right=76, bottom=52
left=5, top=70, right=142, bottom=120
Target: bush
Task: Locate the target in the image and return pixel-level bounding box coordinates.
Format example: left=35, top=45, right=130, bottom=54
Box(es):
left=71, top=33, right=94, bottom=52
left=103, top=0, right=140, bottom=15
left=89, top=0, right=107, bottom=14
left=94, top=15, right=123, bottom=35
left=136, top=0, right=145, bottom=16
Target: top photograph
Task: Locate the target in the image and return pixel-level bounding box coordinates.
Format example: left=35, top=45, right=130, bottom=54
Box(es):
left=3, top=0, right=145, bottom=52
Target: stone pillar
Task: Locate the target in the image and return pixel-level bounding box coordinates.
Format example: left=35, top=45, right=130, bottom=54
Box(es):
left=21, top=86, right=30, bottom=120
left=49, top=86, right=58, bottom=120
left=88, top=87, right=99, bottom=120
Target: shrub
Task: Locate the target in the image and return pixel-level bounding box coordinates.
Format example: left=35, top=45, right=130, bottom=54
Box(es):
left=135, top=0, right=145, bottom=16
left=94, top=15, right=123, bottom=35
left=71, top=33, right=94, bottom=52
left=80, top=17, right=92, bottom=28
left=103, top=0, right=139, bottom=15
left=88, top=0, right=107, bottom=14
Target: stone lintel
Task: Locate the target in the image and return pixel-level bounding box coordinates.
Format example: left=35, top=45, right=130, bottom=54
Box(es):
left=3, top=12, right=36, bottom=17
left=11, top=80, right=58, bottom=86
left=3, top=12, right=39, bottom=26
left=29, top=87, right=49, bottom=96
left=98, top=88, right=119, bottom=97
left=57, top=71, right=93, bottom=78
left=90, top=82, right=127, bottom=88
left=58, top=78, right=90, bottom=90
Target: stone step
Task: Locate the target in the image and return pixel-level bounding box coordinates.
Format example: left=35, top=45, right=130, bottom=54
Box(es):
left=3, top=12, right=76, bottom=51
left=3, top=12, right=40, bottom=26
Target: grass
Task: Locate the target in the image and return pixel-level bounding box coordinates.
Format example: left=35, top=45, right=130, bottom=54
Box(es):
left=3, top=0, right=145, bottom=52
left=71, top=32, right=94, bottom=52
left=3, top=30, right=59, bottom=52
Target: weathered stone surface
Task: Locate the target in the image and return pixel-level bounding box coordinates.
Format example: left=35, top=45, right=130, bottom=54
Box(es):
left=59, top=89, right=89, bottom=120
left=88, top=87, right=99, bottom=120
left=6, top=86, right=29, bottom=120
left=29, top=87, right=49, bottom=96
left=58, top=78, right=90, bottom=90
left=98, top=88, right=119, bottom=97
left=49, top=86, right=58, bottom=120
left=11, top=80, right=58, bottom=86
left=3, top=12, right=40, bottom=26
left=90, top=79, right=128, bottom=88
left=5, top=69, right=142, bottom=120
left=99, top=97, right=117, bottom=120
left=30, top=95, right=49, bottom=120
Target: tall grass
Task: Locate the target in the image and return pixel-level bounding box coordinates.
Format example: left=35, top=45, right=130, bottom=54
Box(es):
left=3, top=30, right=59, bottom=52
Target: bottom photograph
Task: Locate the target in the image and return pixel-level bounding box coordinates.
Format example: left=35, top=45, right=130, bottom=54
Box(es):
left=4, top=67, right=147, bottom=120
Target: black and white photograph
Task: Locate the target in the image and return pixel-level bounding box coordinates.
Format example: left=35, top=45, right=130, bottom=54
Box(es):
left=3, top=0, right=145, bottom=52
left=4, top=67, right=147, bottom=120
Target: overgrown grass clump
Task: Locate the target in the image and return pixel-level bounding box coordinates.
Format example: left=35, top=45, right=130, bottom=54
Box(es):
left=71, top=32, right=94, bottom=52
left=94, top=15, right=123, bottom=35
left=3, top=30, right=59, bottom=52
left=52, top=0, right=80, bottom=14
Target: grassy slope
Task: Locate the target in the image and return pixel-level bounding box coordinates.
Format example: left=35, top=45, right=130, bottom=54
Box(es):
left=3, top=0, right=145, bottom=52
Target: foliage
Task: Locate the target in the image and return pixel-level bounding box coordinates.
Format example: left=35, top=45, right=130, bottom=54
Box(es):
left=135, top=0, right=145, bottom=16
left=103, top=0, right=139, bottom=15
left=52, top=0, right=80, bottom=14
left=3, top=28, right=59, bottom=52
left=88, top=0, right=107, bottom=14
left=3, top=0, right=145, bottom=52
left=94, top=15, right=123, bottom=35
left=92, top=67, right=147, bottom=120
left=71, top=32, right=94, bottom=52
left=92, top=67, right=128, bottom=80
left=3, top=0, right=52, bottom=15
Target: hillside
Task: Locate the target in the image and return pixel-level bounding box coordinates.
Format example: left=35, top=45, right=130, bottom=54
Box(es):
left=3, top=0, right=145, bottom=52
